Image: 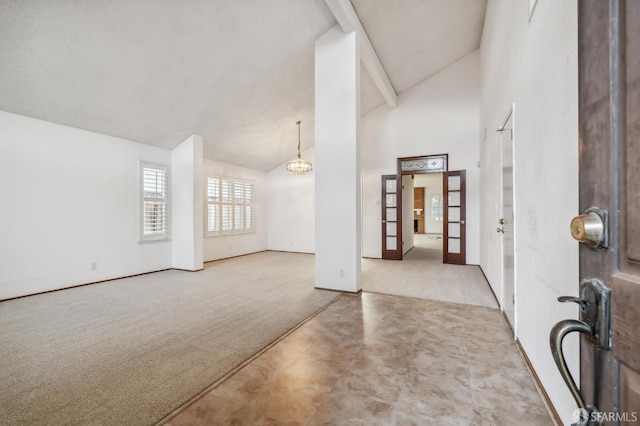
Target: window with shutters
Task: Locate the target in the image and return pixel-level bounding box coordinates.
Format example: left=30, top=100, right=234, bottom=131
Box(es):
left=140, top=162, right=170, bottom=241
left=206, top=176, right=256, bottom=236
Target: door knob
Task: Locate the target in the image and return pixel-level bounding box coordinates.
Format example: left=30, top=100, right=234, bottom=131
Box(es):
left=570, top=207, right=608, bottom=250
left=496, top=227, right=504, bottom=233
left=499, top=218, right=505, bottom=225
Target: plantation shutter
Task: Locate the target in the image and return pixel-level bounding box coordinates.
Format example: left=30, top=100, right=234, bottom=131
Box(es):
left=141, top=163, right=169, bottom=240
left=205, top=176, right=256, bottom=235
left=207, top=178, right=220, bottom=232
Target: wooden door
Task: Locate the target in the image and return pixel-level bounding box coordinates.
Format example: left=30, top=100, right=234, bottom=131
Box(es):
left=443, top=170, right=466, bottom=265
left=381, top=175, right=402, bottom=260
left=570, top=0, right=640, bottom=422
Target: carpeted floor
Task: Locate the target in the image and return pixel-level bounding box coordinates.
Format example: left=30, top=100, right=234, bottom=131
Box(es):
left=362, top=234, right=497, bottom=308
left=0, top=251, right=339, bottom=426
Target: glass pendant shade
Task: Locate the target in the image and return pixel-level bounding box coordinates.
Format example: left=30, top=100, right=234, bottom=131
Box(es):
left=286, top=121, right=313, bottom=174
left=286, top=155, right=313, bottom=174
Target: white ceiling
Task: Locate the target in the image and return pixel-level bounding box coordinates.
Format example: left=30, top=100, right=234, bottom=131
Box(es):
left=351, top=0, right=487, bottom=94
left=0, top=1, right=486, bottom=171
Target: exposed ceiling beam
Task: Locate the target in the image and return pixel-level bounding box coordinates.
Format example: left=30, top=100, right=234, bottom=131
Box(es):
left=324, top=0, right=398, bottom=108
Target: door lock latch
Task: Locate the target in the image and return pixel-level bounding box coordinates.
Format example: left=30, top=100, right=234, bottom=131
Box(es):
left=570, top=207, right=608, bottom=250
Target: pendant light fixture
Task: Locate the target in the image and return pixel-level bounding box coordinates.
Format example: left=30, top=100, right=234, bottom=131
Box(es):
left=286, top=120, right=313, bottom=174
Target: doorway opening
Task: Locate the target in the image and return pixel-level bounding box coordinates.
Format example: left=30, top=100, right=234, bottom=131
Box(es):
left=406, top=173, right=445, bottom=261
left=381, top=154, right=467, bottom=264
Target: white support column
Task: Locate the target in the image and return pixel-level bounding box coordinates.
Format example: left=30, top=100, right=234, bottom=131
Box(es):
left=171, top=134, right=204, bottom=271
left=315, top=25, right=361, bottom=293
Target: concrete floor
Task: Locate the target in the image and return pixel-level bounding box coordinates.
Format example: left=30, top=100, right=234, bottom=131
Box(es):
left=166, top=241, right=551, bottom=425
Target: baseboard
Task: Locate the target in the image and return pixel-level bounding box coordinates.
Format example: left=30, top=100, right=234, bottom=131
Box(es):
left=2, top=250, right=320, bottom=302
left=315, top=287, right=362, bottom=295
left=499, top=309, right=515, bottom=338
left=0, top=268, right=172, bottom=302
left=203, top=249, right=269, bottom=263
left=515, top=338, right=563, bottom=426
left=479, top=265, right=501, bottom=308
left=265, top=249, right=315, bottom=255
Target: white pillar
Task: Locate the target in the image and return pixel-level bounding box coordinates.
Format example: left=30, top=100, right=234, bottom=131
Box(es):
left=314, top=25, right=361, bottom=293
left=171, top=134, right=204, bottom=271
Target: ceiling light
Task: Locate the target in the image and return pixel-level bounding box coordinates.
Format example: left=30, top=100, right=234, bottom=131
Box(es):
left=286, top=120, right=313, bottom=174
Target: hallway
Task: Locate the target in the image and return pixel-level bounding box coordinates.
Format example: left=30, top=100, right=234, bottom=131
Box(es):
left=167, top=292, right=550, bottom=425
left=363, top=234, right=497, bottom=308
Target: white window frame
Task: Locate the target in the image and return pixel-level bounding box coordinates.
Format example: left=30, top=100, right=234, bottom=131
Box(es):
left=205, top=176, right=256, bottom=236
left=139, top=161, right=170, bottom=242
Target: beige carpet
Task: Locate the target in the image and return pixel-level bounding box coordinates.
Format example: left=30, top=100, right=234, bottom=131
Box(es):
left=0, top=251, right=339, bottom=426
left=362, top=234, right=497, bottom=308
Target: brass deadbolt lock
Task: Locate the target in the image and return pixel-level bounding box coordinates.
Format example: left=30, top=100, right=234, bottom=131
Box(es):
left=570, top=207, right=608, bottom=250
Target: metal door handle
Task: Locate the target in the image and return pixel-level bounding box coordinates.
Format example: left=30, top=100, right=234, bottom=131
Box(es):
left=550, top=319, right=598, bottom=422
left=558, top=295, right=587, bottom=311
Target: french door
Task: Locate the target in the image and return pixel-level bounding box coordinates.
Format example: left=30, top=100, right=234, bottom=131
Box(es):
left=443, top=170, right=466, bottom=265
left=381, top=174, right=402, bottom=260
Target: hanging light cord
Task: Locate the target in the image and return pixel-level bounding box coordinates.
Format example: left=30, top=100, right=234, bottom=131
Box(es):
left=296, top=120, right=302, bottom=158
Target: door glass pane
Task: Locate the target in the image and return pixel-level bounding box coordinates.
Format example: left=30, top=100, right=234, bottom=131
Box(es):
left=386, top=179, right=397, bottom=193
left=386, top=194, right=397, bottom=207
left=448, top=175, right=461, bottom=191
left=448, top=191, right=461, bottom=206
left=386, top=208, right=397, bottom=222
left=448, top=207, right=460, bottom=222
left=386, top=222, right=397, bottom=236
left=386, top=237, right=397, bottom=250
left=448, top=222, right=460, bottom=238
left=448, top=238, right=460, bottom=253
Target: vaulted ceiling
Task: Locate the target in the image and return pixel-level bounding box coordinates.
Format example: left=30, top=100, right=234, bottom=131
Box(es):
left=0, top=0, right=487, bottom=171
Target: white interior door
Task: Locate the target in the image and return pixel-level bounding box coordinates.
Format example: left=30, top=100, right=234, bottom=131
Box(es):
left=500, top=110, right=515, bottom=330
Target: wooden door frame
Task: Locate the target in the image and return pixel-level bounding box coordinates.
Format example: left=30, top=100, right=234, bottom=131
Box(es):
left=394, top=154, right=450, bottom=262
left=443, top=170, right=466, bottom=265
left=381, top=174, right=402, bottom=260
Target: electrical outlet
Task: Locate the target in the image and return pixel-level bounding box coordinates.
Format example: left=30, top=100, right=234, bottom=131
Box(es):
left=90, top=260, right=97, bottom=270
left=339, top=268, right=344, bottom=277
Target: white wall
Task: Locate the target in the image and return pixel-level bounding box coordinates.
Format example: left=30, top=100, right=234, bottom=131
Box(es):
left=0, top=111, right=172, bottom=300
left=202, top=158, right=267, bottom=262
left=171, top=135, right=204, bottom=271
left=480, top=1, right=579, bottom=423
left=361, top=51, right=481, bottom=263
left=414, top=173, right=444, bottom=234
left=267, top=147, right=315, bottom=253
